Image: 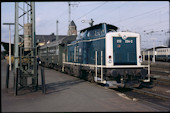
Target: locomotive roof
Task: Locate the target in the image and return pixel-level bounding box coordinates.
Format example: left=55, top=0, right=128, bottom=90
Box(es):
left=80, top=23, right=118, bottom=32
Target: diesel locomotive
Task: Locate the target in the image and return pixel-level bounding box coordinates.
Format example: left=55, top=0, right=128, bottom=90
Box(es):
left=39, top=23, right=150, bottom=88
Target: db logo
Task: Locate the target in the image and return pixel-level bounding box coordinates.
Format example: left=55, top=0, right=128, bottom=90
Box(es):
left=117, top=44, right=121, bottom=48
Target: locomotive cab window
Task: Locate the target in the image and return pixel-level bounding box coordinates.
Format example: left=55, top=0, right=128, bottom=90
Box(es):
left=87, top=28, right=104, bottom=38
left=88, top=28, right=103, bottom=37
left=76, top=30, right=87, bottom=40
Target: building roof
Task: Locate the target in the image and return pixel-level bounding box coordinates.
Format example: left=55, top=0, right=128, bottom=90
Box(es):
left=19, top=33, right=77, bottom=45
left=144, top=45, right=168, bottom=51
left=39, top=35, right=77, bottom=49
left=35, top=34, right=68, bottom=43
left=1, top=42, right=14, bottom=55
left=69, top=20, right=76, bottom=27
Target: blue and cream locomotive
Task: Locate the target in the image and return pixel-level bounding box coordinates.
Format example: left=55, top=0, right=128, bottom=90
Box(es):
left=63, top=23, right=150, bottom=88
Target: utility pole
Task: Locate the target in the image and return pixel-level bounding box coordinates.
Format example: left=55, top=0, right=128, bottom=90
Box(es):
left=14, top=2, right=37, bottom=95
left=68, top=2, right=71, bottom=28
left=56, top=20, right=59, bottom=41
left=146, top=30, right=164, bottom=63
left=56, top=20, right=59, bottom=56
left=150, top=38, right=156, bottom=63
left=3, top=23, right=15, bottom=71
left=68, top=2, right=79, bottom=35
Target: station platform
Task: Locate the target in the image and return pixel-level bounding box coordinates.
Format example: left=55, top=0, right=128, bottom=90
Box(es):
left=1, top=60, right=168, bottom=112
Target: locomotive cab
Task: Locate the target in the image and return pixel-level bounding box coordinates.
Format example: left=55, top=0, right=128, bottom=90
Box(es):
left=105, top=32, right=148, bottom=87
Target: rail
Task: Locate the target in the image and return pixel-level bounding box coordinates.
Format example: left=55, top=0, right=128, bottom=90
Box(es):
left=132, top=88, right=170, bottom=100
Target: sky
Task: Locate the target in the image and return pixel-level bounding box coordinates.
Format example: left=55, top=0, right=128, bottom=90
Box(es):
left=1, top=1, right=169, bottom=49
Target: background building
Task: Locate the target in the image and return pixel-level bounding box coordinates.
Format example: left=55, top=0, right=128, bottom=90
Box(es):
left=68, top=20, right=77, bottom=36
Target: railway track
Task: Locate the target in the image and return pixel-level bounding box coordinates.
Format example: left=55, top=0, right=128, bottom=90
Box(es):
left=104, top=66, right=170, bottom=110
left=142, top=61, right=170, bottom=87
left=151, top=76, right=170, bottom=87
left=132, top=87, right=170, bottom=101
left=109, top=86, right=170, bottom=111
left=111, top=86, right=170, bottom=101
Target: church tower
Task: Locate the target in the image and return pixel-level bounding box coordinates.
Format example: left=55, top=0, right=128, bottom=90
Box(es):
left=68, top=20, right=77, bottom=36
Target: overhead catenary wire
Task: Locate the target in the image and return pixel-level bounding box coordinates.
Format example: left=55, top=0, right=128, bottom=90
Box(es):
left=75, top=3, right=169, bottom=35
left=91, top=2, right=128, bottom=23
left=122, top=8, right=169, bottom=27
left=75, top=2, right=108, bottom=22
left=57, top=2, right=169, bottom=36
left=78, top=2, right=106, bottom=7
left=75, top=2, right=122, bottom=32
left=111, top=5, right=169, bottom=25
left=59, top=2, right=108, bottom=35
left=131, top=19, right=169, bottom=30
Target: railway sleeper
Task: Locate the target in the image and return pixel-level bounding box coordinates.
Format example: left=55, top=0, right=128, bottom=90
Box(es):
left=151, top=71, right=170, bottom=76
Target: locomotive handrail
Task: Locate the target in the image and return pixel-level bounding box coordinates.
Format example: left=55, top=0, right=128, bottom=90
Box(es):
left=95, top=51, right=97, bottom=81
left=101, top=51, right=103, bottom=82
left=67, top=37, right=105, bottom=46
left=63, top=61, right=150, bottom=68
left=142, top=52, right=151, bottom=82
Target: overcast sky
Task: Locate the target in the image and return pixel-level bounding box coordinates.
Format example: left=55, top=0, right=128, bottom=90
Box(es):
left=1, top=1, right=169, bottom=49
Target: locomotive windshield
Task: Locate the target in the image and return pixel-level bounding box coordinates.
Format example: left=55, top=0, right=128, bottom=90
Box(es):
left=87, top=28, right=105, bottom=38
left=76, top=30, right=87, bottom=40
left=86, top=24, right=105, bottom=39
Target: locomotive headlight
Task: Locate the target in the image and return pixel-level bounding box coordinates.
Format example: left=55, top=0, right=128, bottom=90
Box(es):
left=108, top=55, right=112, bottom=63
left=139, top=55, right=142, bottom=63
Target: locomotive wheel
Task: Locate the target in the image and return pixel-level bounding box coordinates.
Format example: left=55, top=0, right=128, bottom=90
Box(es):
left=64, top=67, right=67, bottom=73
left=74, top=69, right=79, bottom=77
left=67, top=67, right=71, bottom=75
left=58, top=66, right=62, bottom=72
left=54, top=64, right=57, bottom=70
left=73, top=66, right=80, bottom=77
left=88, top=71, right=94, bottom=83
left=79, top=70, right=83, bottom=79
